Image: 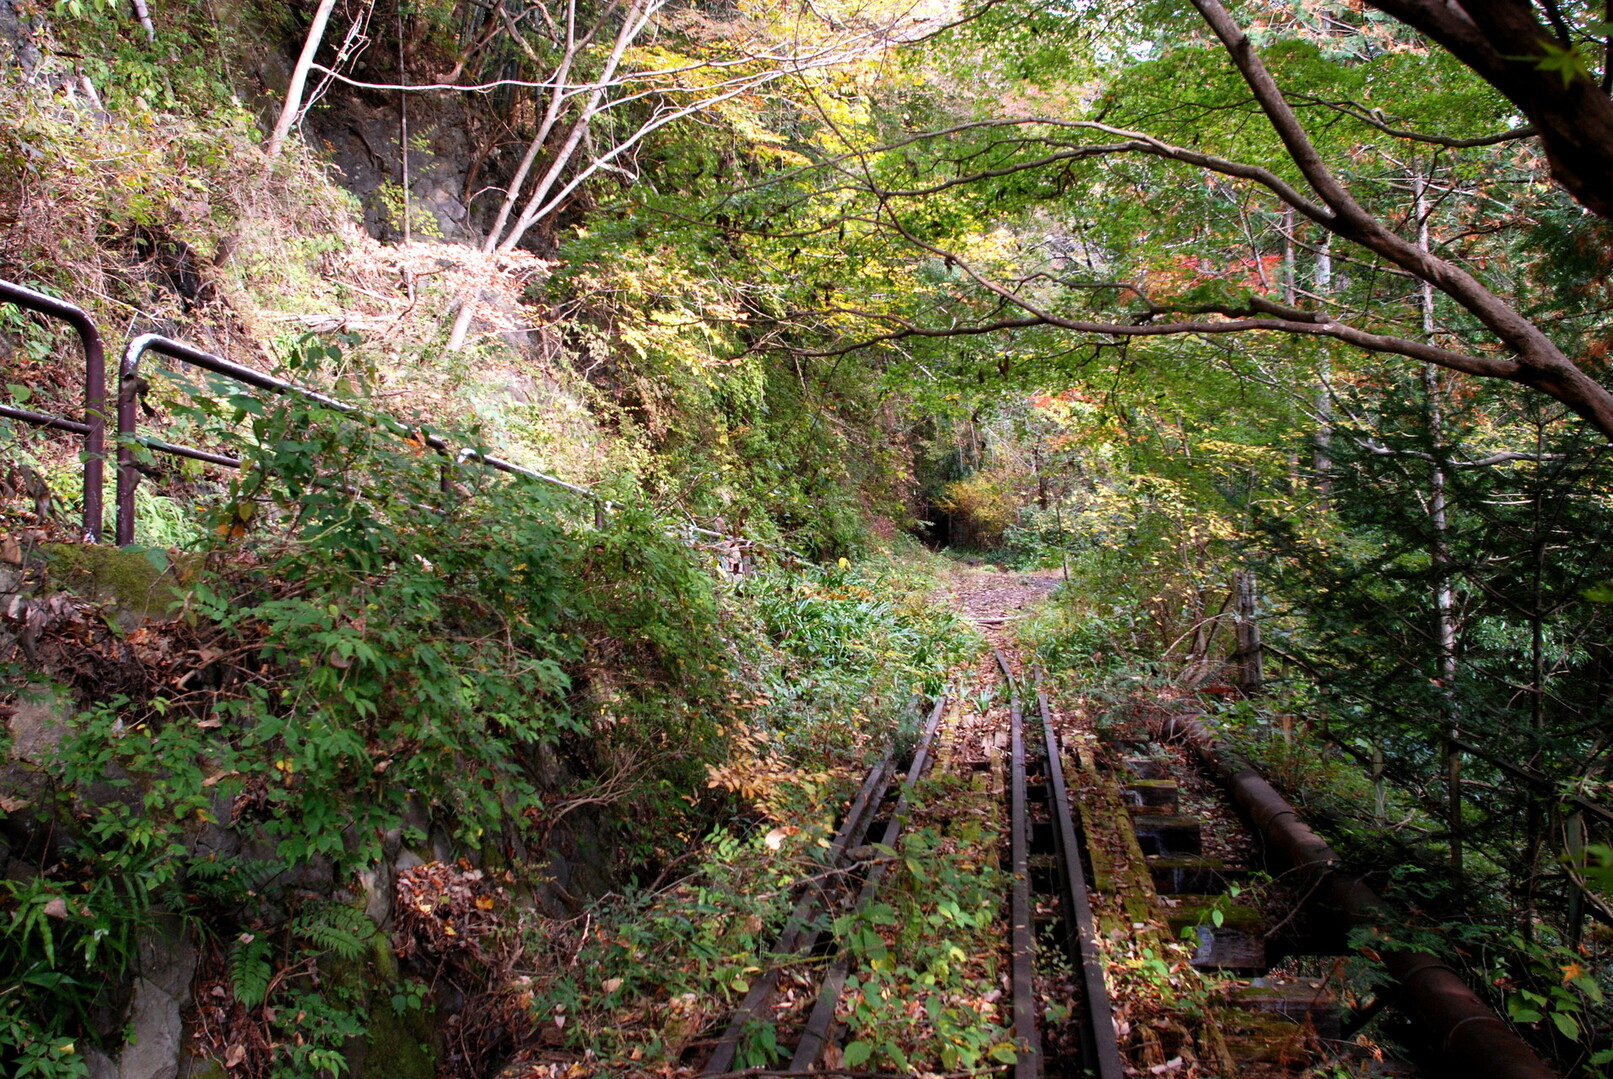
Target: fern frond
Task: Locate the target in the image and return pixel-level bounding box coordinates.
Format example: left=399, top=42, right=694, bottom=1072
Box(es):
left=290, top=904, right=378, bottom=961
left=229, top=935, right=273, bottom=1009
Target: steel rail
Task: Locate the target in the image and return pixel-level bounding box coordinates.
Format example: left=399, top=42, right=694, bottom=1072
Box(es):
left=0, top=280, right=107, bottom=541
left=788, top=693, right=951, bottom=1069
left=701, top=751, right=899, bottom=1074
left=1035, top=681, right=1126, bottom=1079
left=995, top=649, right=1040, bottom=1079
left=0, top=404, right=92, bottom=437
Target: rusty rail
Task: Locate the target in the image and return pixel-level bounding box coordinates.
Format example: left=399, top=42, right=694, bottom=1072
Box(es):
left=116, top=332, right=607, bottom=545
left=0, top=280, right=107, bottom=541
left=995, top=652, right=1124, bottom=1079
left=1035, top=680, right=1126, bottom=1079
left=788, top=694, right=950, bottom=1069
left=995, top=650, right=1040, bottom=1079
left=701, top=750, right=899, bottom=1074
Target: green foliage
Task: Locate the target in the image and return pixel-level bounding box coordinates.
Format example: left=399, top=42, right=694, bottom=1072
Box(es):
left=514, top=547, right=978, bottom=1072
left=130, top=335, right=731, bottom=873
left=524, top=822, right=820, bottom=1064
left=230, top=935, right=274, bottom=1010
left=374, top=181, right=443, bottom=241
left=734, top=555, right=981, bottom=761
left=0, top=717, right=192, bottom=1074
left=3, top=327, right=750, bottom=1072
left=0, top=992, right=87, bottom=1079
left=834, top=820, right=1014, bottom=1070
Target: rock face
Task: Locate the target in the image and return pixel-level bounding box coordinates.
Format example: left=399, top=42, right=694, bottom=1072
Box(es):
left=0, top=0, right=44, bottom=77
left=6, top=684, right=69, bottom=764
left=304, top=96, right=479, bottom=245
left=118, top=921, right=200, bottom=1079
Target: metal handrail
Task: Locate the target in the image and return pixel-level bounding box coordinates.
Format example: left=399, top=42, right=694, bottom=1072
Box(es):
left=0, top=277, right=750, bottom=559
left=118, top=333, right=609, bottom=545
left=0, top=280, right=107, bottom=541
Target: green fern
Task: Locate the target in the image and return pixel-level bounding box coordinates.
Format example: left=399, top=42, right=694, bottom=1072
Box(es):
left=289, top=904, right=378, bottom=962
left=229, top=935, right=273, bottom=1009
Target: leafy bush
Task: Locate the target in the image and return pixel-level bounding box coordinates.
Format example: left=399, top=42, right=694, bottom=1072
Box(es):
left=733, top=555, right=981, bottom=764
left=2, top=334, right=741, bottom=1075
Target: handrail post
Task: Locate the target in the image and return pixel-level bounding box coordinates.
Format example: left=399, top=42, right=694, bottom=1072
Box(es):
left=119, top=333, right=360, bottom=545
left=116, top=338, right=143, bottom=547
left=0, top=280, right=106, bottom=541
left=116, top=330, right=639, bottom=548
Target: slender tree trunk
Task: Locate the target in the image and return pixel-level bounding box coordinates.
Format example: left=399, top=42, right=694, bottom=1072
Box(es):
left=1427, top=364, right=1461, bottom=873
left=1314, top=235, right=1333, bottom=509
left=448, top=0, right=607, bottom=352
left=1280, top=206, right=1295, bottom=305
left=131, top=0, right=155, bottom=41
left=1032, top=441, right=1047, bottom=510
left=480, top=0, right=586, bottom=253
left=266, top=0, right=340, bottom=160
left=1566, top=810, right=1587, bottom=945
left=1416, top=171, right=1462, bottom=874
left=398, top=3, right=411, bottom=247
left=1372, top=744, right=1387, bottom=823
left=1233, top=568, right=1264, bottom=696
left=495, top=0, right=664, bottom=253
left=1521, top=419, right=1550, bottom=933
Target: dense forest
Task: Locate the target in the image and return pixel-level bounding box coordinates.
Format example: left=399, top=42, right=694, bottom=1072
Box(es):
left=2, top=0, right=1613, bottom=1076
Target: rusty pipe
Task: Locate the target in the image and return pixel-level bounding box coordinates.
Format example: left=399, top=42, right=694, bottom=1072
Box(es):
left=117, top=333, right=610, bottom=545
left=0, top=280, right=106, bottom=541
left=1158, top=713, right=1557, bottom=1079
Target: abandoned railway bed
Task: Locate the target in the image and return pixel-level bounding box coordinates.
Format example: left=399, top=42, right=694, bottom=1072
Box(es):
left=656, top=594, right=1559, bottom=1077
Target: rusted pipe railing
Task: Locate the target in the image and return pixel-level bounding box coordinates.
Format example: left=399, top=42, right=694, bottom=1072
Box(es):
left=118, top=333, right=608, bottom=545
left=1158, top=712, right=1558, bottom=1079
left=0, top=278, right=750, bottom=558
left=0, top=280, right=107, bottom=541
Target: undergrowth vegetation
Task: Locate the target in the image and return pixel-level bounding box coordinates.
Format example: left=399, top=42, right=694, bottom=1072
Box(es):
left=506, top=556, right=983, bottom=1073
left=0, top=323, right=980, bottom=1076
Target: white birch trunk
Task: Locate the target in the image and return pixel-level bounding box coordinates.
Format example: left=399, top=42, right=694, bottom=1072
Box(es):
left=265, top=0, right=340, bottom=161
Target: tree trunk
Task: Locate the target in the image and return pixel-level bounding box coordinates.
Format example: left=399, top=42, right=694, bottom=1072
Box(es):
left=1233, top=568, right=1263, bottom=696
left=1566, top=811, right=1586, bottom=945
left=265, top=0, right=339, bottom=161
left=1313, top=235, right=1333, bottom=509
left=1416, top=171, right=1462, bottom=874
left=130, top=0, right=155, bottom=40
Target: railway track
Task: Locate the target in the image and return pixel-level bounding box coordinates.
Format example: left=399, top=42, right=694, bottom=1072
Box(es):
left=685, top=581, right=1542, bottom=1079
left=697, top=647, right=1127, bottom=1078
left=699, top=696, right=950, bottom=1075
left=996, top=649, right=1126, bottom=1079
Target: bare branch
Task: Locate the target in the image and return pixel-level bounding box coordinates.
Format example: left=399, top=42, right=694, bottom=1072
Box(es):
left=1291, top=93, right=1537, bottom=148
left=1190, top=0, right=1613, bottom=439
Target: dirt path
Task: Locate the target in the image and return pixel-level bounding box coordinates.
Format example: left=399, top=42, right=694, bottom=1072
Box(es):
left=946, top=566, right=1063, bottom=628
left=944, top=566, right=1063, bottom=702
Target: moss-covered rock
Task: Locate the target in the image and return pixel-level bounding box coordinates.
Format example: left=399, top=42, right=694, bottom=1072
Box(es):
left=179, top=1055, right=229, bottom=1079
left=359, top=995, right=440, bottom=1079
left=41, top=542, right=188, bottom=628
left=326, top=949, right=442, bottom=1079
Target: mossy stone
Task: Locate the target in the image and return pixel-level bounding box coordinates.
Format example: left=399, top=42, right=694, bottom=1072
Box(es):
left=360, top=997, right=440, bottom=1079
left=324, top=952, right=441, bottom=1079
left=180, top=1055, right=229, bottom=1079
left=1166, top=899, right=1262, bottom=933
left=41, top=542, right=188, bottom=627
